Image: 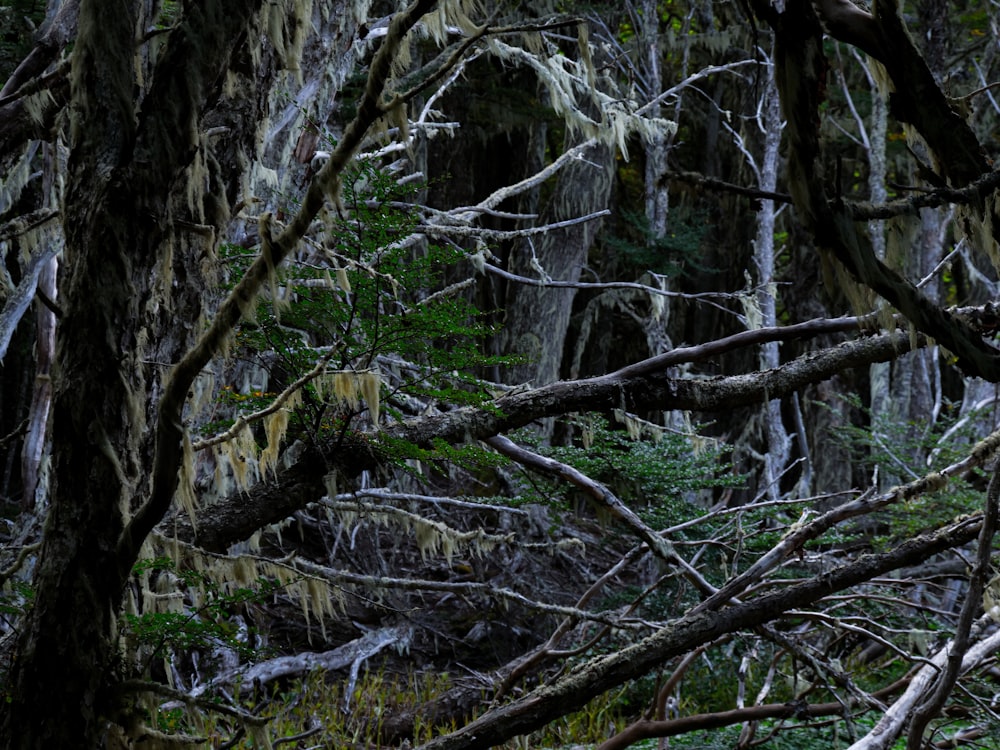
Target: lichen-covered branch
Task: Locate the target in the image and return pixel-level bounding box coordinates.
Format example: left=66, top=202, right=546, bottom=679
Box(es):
left=177, top=328, right=926, bottom=550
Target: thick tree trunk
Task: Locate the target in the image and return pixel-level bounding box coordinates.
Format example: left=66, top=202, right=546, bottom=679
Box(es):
left=500, top=40, right=617, bottom=391
left=502, top=132, right=614, bottom=388
left=2, top=0, right=144, bottom=742
left=1, top=0, right=263, bottom=744
left=504, top=135, right=614, bottom=385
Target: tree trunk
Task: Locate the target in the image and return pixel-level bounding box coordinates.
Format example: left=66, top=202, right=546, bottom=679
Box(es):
left=502, top=132, right=614, bottom=388
left=753, top=55, right=792, bottom=502
left=2, top=0, right=145, bottom=741
left=1, top=0, right=263, bottom=744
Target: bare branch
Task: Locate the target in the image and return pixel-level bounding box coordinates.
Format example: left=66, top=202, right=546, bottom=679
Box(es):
left=485, top=434, right=718, bottom=595
left=413, top=516, right=982, bottom=749
left=596, top=677, right=910, bottom=750
left=813, top=0, right=884, bottom=61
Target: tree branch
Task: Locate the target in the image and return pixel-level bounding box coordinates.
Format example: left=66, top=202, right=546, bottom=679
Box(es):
left=177, top=328, right=923, bottom=551
left=597, top=676, right=910, bottom=750
left=414, top=515, right=983, bottom=749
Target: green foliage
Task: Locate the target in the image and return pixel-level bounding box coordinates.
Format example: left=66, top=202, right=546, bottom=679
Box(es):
left=123, top=558, right=283, bottom=668
left=154, top=666, right=463, bottom=748
left=0, top=579, right=33, bottom=697
left=822, top=395, right=986, bottom=547
left=215, top=160, right=518, bottom=471
left=511, top=416, right=744, bottom=526
left=0, top=0, right=46, bottom=83
left=154, top=0, right=180, bottom=30
left=507, top=685, right=632, bottom=748
left=603, top=207, right=712, bottom=277
left=0, top=579, right=32, bottom=619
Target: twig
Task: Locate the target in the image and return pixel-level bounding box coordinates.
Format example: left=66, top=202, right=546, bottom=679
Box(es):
left=191, top=349, right=337, bottom=451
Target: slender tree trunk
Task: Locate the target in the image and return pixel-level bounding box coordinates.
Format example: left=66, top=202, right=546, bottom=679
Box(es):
left=19, top=253, right=55, bottom=512
left=20, top=142, right=60, bottom=512
left=754, top=58, right=791, bottom=501
left=641, top=0, right=669, bottom=239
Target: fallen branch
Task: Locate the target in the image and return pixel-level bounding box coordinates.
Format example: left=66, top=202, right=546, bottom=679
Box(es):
left=189, top=624, right=413, bottom=702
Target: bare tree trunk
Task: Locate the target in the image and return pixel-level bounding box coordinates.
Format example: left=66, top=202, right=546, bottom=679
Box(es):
left=2, top=0, right=146, bottom=742
left=19, top=253, right=55, bottom=512
left=753, top=58, right=792, bottom=501
left=641, top=0, right=669, bottom=239
left=866, top=53, right=891, bottom=437
left=20, top=142, right=61, bottom=512
left=502, top=133, right=614, bottom=388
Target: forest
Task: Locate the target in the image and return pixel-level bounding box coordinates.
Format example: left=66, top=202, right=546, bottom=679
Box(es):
left=3, top=0, right=1000, bottom=748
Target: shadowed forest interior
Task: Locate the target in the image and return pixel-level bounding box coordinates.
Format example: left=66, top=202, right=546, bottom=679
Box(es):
left=4, top=1, right=1000, bottom=748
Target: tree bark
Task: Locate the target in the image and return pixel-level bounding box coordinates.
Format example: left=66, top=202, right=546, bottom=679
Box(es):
left=1, top=0, right=262, bottom=745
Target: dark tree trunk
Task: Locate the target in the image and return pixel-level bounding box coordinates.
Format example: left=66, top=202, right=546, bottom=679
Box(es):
left=1, top=0, right=263, bottom=744
left=2, top=0, right=144, bottom=742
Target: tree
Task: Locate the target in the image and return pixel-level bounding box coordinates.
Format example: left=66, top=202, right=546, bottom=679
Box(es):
left=3, top=0, right=1000, bottom=748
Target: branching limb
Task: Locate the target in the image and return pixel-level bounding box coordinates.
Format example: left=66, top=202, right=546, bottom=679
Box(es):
left=117, top=678, right=269, bottom=726
left=119, top=0, right=440, bottom=569
left=189, top=624, right=413, bottom=700
left=191, top=348, right=337, bottom=451
left=0, top=542, right=41, bottom=588
left=180, top=327, right=931, bottom=550
left=905, top=462, right=1000, bottom=748
left=0, top=0, right=79, bottom=100
left=418, top=208, right=610, bottom=240
left=415, top=515, right=982, bottom=749
left=595, top=677, right=910, bottom=750
left=477, top=250, right=766, bottom=302
left=664, top=170, right=793, bottom=204
left=290, top=557, right=631, bottom=628
left=496, top=544, right=653, bottom=700
left=813, top=0, right=884, bottom=61
left=770, top=1, right=1000, bottom=380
